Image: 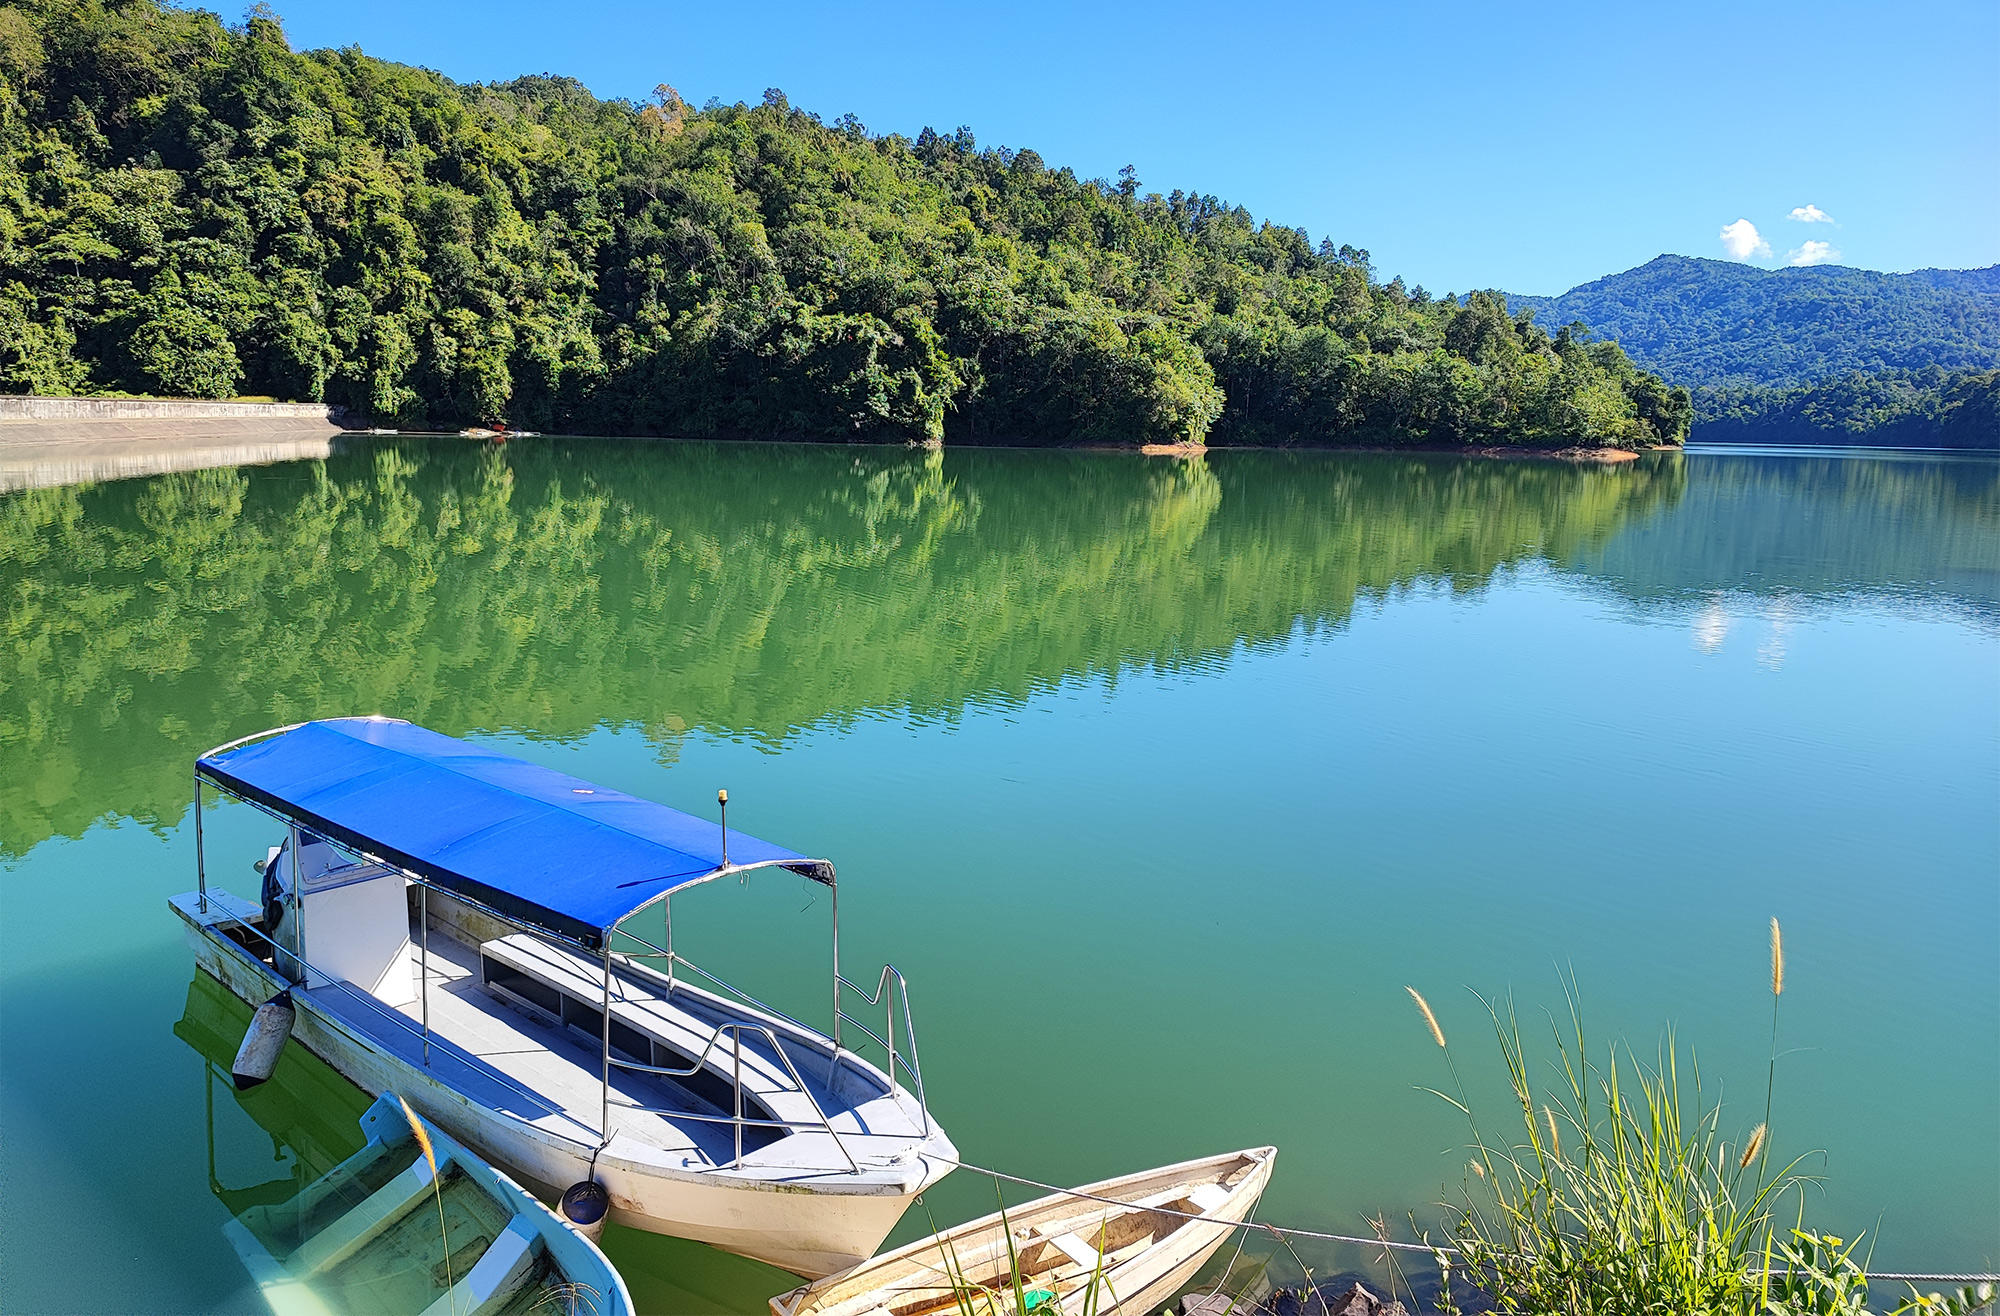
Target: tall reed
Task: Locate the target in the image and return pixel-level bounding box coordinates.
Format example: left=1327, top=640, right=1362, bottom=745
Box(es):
left=1762, top=918, right=1783, bottom=1174
left=529, top=1281, right=605, bottom=1314
left=1419, top=979, right=1800, bottom=1315
left=398, top=1095, right=457, bottom=1316
left=1407, top=928, right=1991, bottom=1316
left=925, top=1193, right=1123, bottom=1316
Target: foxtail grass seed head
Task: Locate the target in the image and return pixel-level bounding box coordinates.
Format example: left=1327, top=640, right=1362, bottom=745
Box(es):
left=1770, top=918, right=1784, bottom=997
left=398, top=1095, right=439, bottom=1179
left=1543, top=1105, right=1561, bottom=1159
left=529, top=1282, right=602, bottom=1316
left=1469, top=1159, right=1486, bottom=1180
left=1740, top=1123, right=1767, bottom=1169
left=1407, top=986, right=1447, bottom=1048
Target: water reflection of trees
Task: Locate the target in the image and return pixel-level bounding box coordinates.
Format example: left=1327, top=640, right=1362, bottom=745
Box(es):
left=1, top=441, right=1682, bottom=857
left=1558, top=452, right=2000, bottom=620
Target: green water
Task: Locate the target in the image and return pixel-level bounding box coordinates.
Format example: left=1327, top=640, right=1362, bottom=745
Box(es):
left=2, top=440, right=1995, bottom=1313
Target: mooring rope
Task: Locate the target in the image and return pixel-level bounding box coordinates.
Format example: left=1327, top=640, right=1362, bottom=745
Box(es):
left=931, top=1155, right=2000, bottom=1288
left=932, top=1154, right=1438, bottom=1255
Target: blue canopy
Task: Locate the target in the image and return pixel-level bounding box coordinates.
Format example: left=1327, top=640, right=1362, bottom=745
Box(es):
left=198, top=718, right=833, bottom=948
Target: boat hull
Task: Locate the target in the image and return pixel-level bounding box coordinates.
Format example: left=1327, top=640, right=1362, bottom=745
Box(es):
left=227, top=1091, right=637, bottom=1316
left=773, top=1147, right=1277, bottom=1316
left=175, top=890, right=937, bottom=1278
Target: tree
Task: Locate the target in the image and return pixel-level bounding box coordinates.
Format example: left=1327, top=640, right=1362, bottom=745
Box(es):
left=0, top=0, right=1689, bottom=447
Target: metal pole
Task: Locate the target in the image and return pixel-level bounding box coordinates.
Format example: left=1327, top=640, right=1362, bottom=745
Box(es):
left=665, top=896, right=674, bottom=994
left=600, top=944, right=613, bottom=1144
left=288, top=823, right=303, bottom=986
left=420, top=884, right=431, bottom=1066
left=193, top=772, right=207, bottom=914
left=732, top=1027, right=743, bottom=1165
left=830, top=881, right=841, bottom=1052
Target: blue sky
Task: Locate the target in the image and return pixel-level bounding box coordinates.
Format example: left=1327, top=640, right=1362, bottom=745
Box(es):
left=262, top=0, right=1997, bottom=295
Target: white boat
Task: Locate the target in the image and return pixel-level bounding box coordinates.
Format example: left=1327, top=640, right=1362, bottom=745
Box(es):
left=770, top=1148, right=1276, bottom=1316
left=226, top=1090, right=636, bottom=1316
left=173, top=716, right=956, bottom=1278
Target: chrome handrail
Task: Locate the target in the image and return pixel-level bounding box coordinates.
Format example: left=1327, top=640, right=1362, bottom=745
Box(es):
left=595, top=941, right=933, bottom=1156
left=196, top=893, right=895, bottom=1175
left=608, top=1019, right=860, bottom=1173
left=609, top=933, right=824, bottom=1048
left=836, top=963, right=930, bottom=1136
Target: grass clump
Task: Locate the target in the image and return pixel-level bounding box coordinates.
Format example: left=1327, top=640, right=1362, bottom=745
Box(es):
left=1419, top=983, right=1799, bottom=1314
left=1408, top=924, right=1992, bottom=1316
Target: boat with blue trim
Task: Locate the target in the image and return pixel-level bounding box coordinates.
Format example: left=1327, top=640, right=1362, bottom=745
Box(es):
left=172, top=716, right=956, bottom=1279
left=226, top=1090, right=636, bottom=1316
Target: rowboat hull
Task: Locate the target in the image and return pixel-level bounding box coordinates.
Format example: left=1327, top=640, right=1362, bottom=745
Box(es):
left=176, top=890, right=943, bottom=1279
left=773, top=1147, right=1277, bottom=1316
left=226, top=1091, right=636, bottom=1316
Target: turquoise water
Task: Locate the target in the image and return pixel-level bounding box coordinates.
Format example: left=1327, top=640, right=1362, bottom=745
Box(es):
left=1, top=441, right=1995, bottom=1312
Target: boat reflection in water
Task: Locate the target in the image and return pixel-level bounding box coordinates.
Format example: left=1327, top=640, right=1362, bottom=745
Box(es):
left=176, top=967, right=376, bottom=1226
left=175, top=970, right=633, bottom=1315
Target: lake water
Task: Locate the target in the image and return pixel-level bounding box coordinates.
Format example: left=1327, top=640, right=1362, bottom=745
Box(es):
left=2, top=440, right=1995, bottom=1313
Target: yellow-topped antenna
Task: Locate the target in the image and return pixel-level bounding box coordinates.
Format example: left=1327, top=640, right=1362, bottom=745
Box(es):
left=718, top=788, right=729, bottom=868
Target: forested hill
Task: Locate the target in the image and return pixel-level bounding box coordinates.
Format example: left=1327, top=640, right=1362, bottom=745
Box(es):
left=0, top=0, right=1688, bottom=448
left=1501, top=255, right=2000, bottom=389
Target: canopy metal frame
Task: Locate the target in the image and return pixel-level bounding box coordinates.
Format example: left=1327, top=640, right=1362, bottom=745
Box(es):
left=190, top=726, right=933, bottom=1167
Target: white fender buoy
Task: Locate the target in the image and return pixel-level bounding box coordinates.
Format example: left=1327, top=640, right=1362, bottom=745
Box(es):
left=559, top=1179, right=610, bottom=1241
left=232, top=991, right=295, bottom=1090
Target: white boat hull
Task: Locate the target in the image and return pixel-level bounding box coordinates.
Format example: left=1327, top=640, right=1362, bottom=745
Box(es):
left=176, top=890, right=945, bottom=1278
left=774, top=1146, right=1278, bottom=1316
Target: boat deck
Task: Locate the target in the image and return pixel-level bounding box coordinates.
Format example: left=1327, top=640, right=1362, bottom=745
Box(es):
left=401, top=933, right=713, bottom=1159
left=303, top=922, right=926, bottom=1181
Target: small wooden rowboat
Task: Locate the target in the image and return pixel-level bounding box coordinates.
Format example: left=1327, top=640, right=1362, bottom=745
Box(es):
left=771, top=1148, right=1276, bottom=1316
left=225, top=1090, right=634, bottom=1316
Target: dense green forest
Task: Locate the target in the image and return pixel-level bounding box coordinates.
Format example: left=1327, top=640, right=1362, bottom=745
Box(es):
left=1501, top=255, right=2000, bottom=390
left=1692, top=367, right=1999, bottom=447
left=0, top=0, right=1688, bottom=447
left=1497, top=255, right=2000, bottom=445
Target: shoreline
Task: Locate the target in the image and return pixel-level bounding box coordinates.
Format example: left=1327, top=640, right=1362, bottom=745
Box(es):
left=1146, top=441, right=1652, bottom=462
left=0, top=400, right=1675, bottom=473
left=0, top=396, right=354, bottom=492
left=0, top=423, right=1673, bottom=490
left=0, top=396, right=1669, bottom=464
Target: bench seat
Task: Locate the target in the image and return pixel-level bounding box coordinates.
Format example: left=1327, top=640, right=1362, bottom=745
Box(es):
left=479, top=934, right=827, bottom=1138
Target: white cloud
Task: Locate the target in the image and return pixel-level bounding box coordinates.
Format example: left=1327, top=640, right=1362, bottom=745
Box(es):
left=1719, top=219, right=1771, bottom=261
left=1788, top=204, right=1835, bottom=223
left=1789, top=240, right=1841, bottom=266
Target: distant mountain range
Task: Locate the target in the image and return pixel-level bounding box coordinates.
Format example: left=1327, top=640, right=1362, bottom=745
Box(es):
left=1498, top=255, right=2000, bottom=389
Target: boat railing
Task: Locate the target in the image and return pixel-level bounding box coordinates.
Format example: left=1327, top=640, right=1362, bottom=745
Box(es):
left=209, top=901, right=871, bottom=1164
left=836, top=963, right=930, bottom=1137
left=607, top=1019, right=861, bottom=1172
left=608, top=928, right=824, bottom=1047
left=203, top=897, right=602, bottom=1141
left=603, top=934, right=936, bottom=1145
